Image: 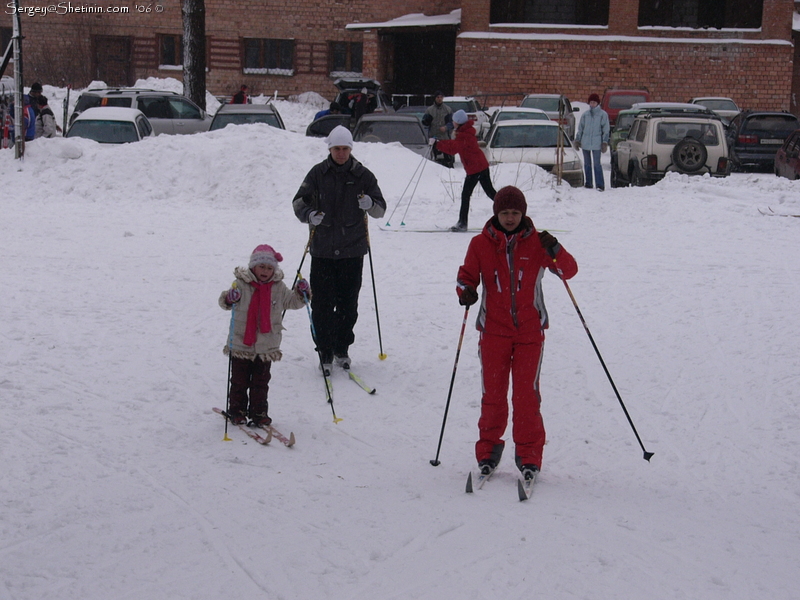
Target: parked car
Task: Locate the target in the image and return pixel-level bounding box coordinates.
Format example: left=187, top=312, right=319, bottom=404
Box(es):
left=610, top=103, right=714, bottom=151
left=774, top=129, right=800, bottom=180
left=687, top=97, right=740, bottom=124
left=444, top=96, right=489, bottom=133
left=69, top=88, right=212, bottom=135
left=480, top=120, right=584, bottom=187
left=601, top=89, right=650, bottom=128
left=352, top=114, right=430, bottom=157
left=396, top=105, right=428, bottom=123
left=479, top=106, right=549, bottom=139
left=726, top=111, right=800, bottom=171
left=210, top=103, right=285, bottom=131
left=305, top=114, right=353, bottom=138
left=520, top=94, right=577, bottom=137
left=333, top=78, right=394, bottom=115
left=65, top=107, right=154, bottom=143
left=613, top=111, right=729, bottom=187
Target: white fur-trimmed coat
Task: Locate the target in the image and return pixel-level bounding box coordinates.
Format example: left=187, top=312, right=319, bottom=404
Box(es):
left=219, top=265, right=305, bottom=362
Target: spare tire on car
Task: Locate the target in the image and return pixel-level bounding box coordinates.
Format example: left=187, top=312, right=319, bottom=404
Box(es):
left=672, top=137, right=708, bottom=173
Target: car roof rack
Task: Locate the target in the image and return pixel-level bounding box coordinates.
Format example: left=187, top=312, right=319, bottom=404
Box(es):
left=639, top=110, right=722, bottom=121
left=85, top=88, right=179, bottom=95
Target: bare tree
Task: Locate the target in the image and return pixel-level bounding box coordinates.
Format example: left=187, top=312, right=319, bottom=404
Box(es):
left=182, top=0, right=206, bottom=110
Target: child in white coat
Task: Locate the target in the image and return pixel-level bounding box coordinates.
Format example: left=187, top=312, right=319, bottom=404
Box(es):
left=219, top=244, right=308, bottom=426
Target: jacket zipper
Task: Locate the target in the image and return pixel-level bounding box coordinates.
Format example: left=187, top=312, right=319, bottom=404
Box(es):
left=507, top=235, right=518, bottom=328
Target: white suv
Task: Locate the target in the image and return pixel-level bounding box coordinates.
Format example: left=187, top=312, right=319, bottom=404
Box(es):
left=444, top=96, right=489, bottom=133
left=69, top=88, right=213, bottom=135
left=612, top=112, right=730, bottom=187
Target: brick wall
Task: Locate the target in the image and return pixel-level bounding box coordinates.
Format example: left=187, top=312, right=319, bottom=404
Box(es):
left=17, top=0, right=460, bottom=98
left=454, top=38, right=794, bottom=111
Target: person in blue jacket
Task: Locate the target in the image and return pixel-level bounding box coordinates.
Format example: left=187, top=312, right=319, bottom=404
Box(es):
left=574, top=93, right=610, bottom=191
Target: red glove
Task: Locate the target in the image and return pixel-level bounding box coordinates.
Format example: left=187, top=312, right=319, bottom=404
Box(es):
left=226, top=287, right=241, bottom=304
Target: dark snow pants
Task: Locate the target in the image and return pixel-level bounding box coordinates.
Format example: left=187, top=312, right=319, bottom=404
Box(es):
left=228, top=356, right=272, bottom=420
left=476, top=331, right=546, bottom=469
left=309, top=255, right=364, bottom=359
left=459, top=168, right=496, bottom=225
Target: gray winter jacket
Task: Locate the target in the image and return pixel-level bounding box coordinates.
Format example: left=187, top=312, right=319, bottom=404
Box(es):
left=292, top=155, right=386, bottom=259
left=219, top=266, right=305, bottom=361
left=575, top=106, right=610, bottom=151
left=423, top=103, right=453, bottom=140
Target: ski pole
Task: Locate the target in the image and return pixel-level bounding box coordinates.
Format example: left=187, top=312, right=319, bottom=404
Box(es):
left=396, top=144, right=433, bottom=227
left=298, top=274, right=342, bottom=424
left=384, top=150, right=428, bottom=227
left=550, top=255, right=654, bottom=462
left=430, top=306, right=470, bottom=466
left=364, top=213, right=386, bottom=360
left=223, top=284, right=237, bottom=441
left=284, top=227, right=316, bottom=318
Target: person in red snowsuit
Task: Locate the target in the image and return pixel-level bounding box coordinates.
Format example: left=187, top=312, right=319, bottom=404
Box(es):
left=456, top=186, right=578, bottom=478
left=435, top=109, right=497, bottom=232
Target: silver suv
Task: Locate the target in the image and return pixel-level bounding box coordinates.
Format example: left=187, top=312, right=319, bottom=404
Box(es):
left=69, top=88, right=212, bottom=135
left=520, top=94, right=577, bottom=138
left=612, top=112, right=730, bottom=187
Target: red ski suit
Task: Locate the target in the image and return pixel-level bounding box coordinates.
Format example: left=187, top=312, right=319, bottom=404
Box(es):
left=435, top=120, right=489, bottom=175
left=457, top=217, right=578, bottom=468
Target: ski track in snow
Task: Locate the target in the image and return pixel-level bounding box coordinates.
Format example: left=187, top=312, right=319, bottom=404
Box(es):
left=1, top=83, right=800, bottom=599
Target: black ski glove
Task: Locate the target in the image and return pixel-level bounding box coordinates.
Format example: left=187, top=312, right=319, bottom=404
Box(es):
left=459, top=286, right=478, bottom=307
left=539, top=230, right=559, bottom=252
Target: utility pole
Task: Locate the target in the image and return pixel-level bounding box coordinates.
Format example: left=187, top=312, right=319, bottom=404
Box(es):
left=1, top=0, right=25, bottom=158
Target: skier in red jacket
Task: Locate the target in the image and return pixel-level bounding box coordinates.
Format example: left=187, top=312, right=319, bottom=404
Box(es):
left=435, top=109, right=497, bottom=232
left=456, top=186, right=578, bottom=481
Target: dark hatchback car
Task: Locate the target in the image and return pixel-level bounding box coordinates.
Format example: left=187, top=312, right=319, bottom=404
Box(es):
left=774, top=129, right=800, bottom=180
left=726, top=111, right=800, bottom=171
left=305, top=114, right=353, bottom=138
left=352, top=114, right=430, bottom=157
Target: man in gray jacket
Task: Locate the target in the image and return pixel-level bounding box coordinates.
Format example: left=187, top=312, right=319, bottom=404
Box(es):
left=292, top=125, right=386, bottom=373
left=422, top=91, right=453, bottom=167
left=574, top=93, right=610, bottom=191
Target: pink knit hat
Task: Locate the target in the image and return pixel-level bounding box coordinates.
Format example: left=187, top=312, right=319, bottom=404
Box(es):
left=249, top=244, right=283, bottom=269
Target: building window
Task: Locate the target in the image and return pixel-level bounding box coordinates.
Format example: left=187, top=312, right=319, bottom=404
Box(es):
left=243, top=38, right=294, bottom=75
left=490, top=0, right=609, bottom=25
left=159, top=34, right=183, bottom=69
left=638, top=0, right=762, bottom=29
left=329, top=41, right=363, bottom=76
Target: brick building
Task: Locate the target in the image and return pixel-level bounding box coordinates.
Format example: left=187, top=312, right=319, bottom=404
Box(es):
left=3, top=0, right=798, bottom=114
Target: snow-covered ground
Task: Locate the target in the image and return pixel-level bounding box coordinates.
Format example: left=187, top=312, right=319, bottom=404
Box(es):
left=1, top=80, right=799, bottom=600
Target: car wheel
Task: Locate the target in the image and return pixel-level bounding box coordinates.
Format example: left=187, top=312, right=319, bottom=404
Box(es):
left=631, top=164, right=647, bottom=187
left=672, top=137, right=708, bottom=173
left=610, top=158, right=625, bottom=188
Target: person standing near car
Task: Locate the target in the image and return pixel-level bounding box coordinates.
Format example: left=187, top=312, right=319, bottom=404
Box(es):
left=35, top=96, right=60, bottom=138
left=231, top=85, right=249, bottom=104
left=456, top=185, right=578, bottom=480
left=292, top=125, right=386, bottom=375
left=434, top=110, right=497, bottom=232
left=574, top=93, right=610, bottom=191
left=422, top=91, right=453, bottom=167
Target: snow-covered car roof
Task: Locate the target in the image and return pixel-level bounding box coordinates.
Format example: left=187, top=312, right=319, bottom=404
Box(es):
left=71, top=106, right=148, bottom=121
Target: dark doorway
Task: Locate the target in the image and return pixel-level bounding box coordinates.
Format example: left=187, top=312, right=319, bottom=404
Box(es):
left=392, top=29, right=456, bottom=101
left=94, top=36, right=132, bottom=86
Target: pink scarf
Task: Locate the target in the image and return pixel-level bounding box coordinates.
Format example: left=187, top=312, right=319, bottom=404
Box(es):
left=243, top=281, right=273, bottom=346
